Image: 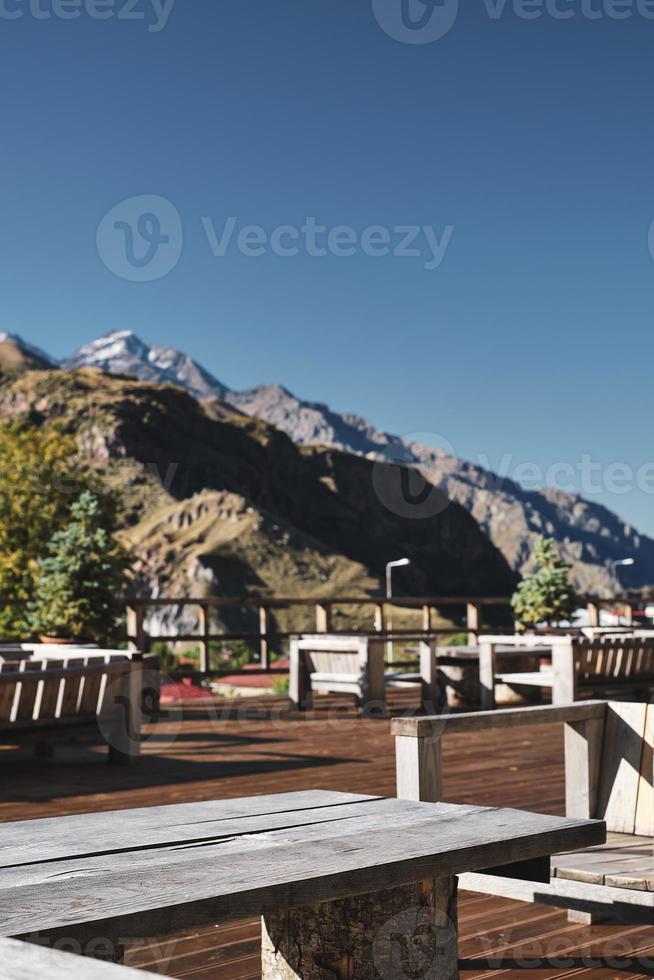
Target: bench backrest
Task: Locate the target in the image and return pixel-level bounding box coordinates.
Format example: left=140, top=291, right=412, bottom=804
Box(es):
left=572, top=637, right=654, bottom=684
left=293, top=635, right=377, bottom=675
left=595, top=701, right=653, bottom=836
left=0, top=655, right=134, bottom=728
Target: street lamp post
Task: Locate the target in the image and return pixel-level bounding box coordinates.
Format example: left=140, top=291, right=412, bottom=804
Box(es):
left=612, top=559, right=635, bottom=625
left=385, top=558, right=410, bottom=664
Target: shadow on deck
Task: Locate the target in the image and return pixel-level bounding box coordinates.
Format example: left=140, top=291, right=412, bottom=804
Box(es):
left=1, top=689, right=653, bottom=979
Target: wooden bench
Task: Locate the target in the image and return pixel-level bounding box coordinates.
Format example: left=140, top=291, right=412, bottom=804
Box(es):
left=0, top=938, right=169, bottom=979
left=289, top=634, right=439, bottom=714
left=0, top=789, right=603, bottom=978
left=393, top=700, right=653, bottom=923
left=0, top=655, right=145, bottom=764
left=479, top=636, right=654, bottom=707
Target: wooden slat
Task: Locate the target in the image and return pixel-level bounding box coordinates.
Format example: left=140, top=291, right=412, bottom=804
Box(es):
left=598, top=702, right=648, bottom=835
left=76, top=656, right=107, bottom=716
left=13, top=663, right=40, bottom=724
left=35, top=659, right=65, bottom=721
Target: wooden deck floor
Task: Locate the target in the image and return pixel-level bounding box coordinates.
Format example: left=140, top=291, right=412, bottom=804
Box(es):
left=1, top=690, right=653, bottom=979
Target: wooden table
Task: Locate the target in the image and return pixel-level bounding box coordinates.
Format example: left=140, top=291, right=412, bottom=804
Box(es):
left=0, top=790, right=604, bottom=979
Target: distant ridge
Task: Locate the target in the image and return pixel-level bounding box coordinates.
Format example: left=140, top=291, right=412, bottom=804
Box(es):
left=0, top=333, right=57, bottom=371
left=8, top=328, right=654, bottom=596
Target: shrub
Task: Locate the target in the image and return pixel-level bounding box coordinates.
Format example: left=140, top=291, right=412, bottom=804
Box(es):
left=30, top=490, right=131, bottom=643
left=511, top=536, right=577, bottom=630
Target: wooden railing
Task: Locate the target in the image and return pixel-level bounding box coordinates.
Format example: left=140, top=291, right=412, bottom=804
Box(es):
left=124, top=595, right=513, bottom=674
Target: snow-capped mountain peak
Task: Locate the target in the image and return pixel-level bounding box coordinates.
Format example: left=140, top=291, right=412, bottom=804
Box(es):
left=63, top=331, right=230, bottom=401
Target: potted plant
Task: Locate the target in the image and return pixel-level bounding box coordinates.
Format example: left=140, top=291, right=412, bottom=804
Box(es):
left=30, top=490, right=131, bottom=644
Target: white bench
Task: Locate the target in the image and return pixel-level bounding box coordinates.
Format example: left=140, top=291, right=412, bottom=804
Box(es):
left=289, top=634, right=439, bottom=714
left=479, top=636, right=654, bottom=707
left=0, top=655, right=145, bottom=764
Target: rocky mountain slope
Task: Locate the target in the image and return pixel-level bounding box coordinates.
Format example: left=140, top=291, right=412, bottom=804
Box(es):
left=0, top=368, right=516, bottom=632
left=14, top=329, right=653, bottom=596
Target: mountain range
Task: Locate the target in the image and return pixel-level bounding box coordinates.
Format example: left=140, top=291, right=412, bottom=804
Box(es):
left=1, top=328, right=650, bottom=598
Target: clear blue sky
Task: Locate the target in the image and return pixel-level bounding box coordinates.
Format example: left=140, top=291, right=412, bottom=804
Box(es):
left=2, top=0, right=654, bottom=532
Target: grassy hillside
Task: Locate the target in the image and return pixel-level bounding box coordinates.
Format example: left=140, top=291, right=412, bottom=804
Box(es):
left=0, top=368, right=517, bottom=633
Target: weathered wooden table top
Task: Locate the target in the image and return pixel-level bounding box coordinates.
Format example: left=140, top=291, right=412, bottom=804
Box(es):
left=0, top=790, right=604, bottom=939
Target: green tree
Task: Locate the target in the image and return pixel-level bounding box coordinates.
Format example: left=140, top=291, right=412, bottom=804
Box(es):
left=30, top=491, right=131, bottom=643
left=0, top=423, right=82, bottom=635
left=511, top=536, right=578, bottom=630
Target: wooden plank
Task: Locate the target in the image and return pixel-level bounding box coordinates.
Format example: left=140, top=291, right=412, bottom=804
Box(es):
left=391, top=701, right=607, bottom=738
left=634, top=701, right=654, bottom=838
left=0, top=937, right=168, bottom=979
left=494, top=671, right=553, bottom=687
left=0, top=790, right=379, bottom=867
left=459, top=869, right=654, bottom=913
left=0, top=798, right=604, bottom=939
left=598, top=701, right=648, bottom=835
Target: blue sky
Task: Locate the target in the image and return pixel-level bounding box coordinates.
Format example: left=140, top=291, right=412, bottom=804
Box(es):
left=2, top=0, right=654, bottom=533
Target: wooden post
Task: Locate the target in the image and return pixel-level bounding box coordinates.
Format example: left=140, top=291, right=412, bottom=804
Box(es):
left=374, top=602, right=385, bottom=633
left=125, top=603, right=145, bottom=653
left=551, top=637, right=576, bottom=705
left=422, top=603, right=431, bottom=633
left=466, top=602, right=481, bottom=645
left=395, top=730, right=443, bottom=802
left=104, top=658, right=143, bottom=765
left=288, top=640, right=311, bottom=711
left=478, top=640, right=496, bottom=710
left=587, top=601, right=600, bottom=627
left=624, top=602, right=634, bottom=626
left=419, top=640, right=443, bottom=713
left=361, top=638, right=387, bottom=716
left=197, top=603, right=209, bottom=675
left=314, top=602, right=332, bottom=633
left=564, top=714, right=605, bottom=820
left=259, top=606, right=270, bottom=670
left=262, top=877, right=458, bottom=980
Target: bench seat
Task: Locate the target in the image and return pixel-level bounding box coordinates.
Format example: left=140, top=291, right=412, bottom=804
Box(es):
left=552, top=833, right=654, bottom=890
left=495, top=670, right=554, bottom=688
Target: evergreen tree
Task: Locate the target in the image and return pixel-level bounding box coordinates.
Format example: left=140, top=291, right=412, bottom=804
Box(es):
left=511, top=536, right=578, bottom=629
left=30, top=491, right=131, bottom=643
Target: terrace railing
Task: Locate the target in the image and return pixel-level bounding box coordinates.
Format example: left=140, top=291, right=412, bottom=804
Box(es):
left=125, top=595, right=512, bottom=674
left=124, top=594, right=640, bottom=676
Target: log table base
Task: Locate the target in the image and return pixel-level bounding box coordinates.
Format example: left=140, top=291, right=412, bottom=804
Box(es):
left=262, top=876, right=458, bottom=979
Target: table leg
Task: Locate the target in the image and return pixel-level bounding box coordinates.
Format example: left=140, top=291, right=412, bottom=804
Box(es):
left=262, top=876, right=458, bottom=979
